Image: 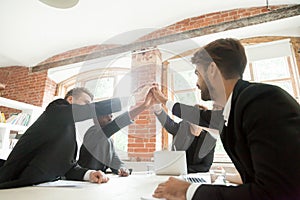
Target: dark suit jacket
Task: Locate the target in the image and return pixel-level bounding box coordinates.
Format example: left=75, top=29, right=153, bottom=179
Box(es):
left=78, top=112, right=132, bottom=174
left=155, top=110, right=215, bottom=173
left=0, top=98, right=122, bottom=189
left=172, top=80, right=300, bottom=200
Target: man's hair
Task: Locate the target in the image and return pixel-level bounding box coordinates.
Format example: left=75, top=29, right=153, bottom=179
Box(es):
left=191, top=38, right=247, bottom=79
left=64, top=87, right=94, bottom=100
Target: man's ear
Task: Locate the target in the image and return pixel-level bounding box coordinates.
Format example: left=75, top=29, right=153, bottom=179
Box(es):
left=66, top=96, right=73, bottom=104
left=209, top=62, right=219, bottom=77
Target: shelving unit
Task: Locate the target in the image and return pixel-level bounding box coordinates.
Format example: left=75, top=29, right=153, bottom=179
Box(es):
left=0, top=97, right=43, bottom=159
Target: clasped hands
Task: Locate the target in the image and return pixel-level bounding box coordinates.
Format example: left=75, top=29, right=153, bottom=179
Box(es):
left=133, top=83, right=168, bottom=110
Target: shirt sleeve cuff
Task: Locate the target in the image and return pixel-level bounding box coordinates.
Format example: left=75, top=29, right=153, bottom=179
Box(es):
left=186, top=183, right=201, bottom=200
left=83, top=170, right=94, bottom=181
left=166, top=100, right=175, bottom=111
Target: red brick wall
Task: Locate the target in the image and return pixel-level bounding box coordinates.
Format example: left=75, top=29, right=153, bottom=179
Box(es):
left=128, top=49, right=162, bottom=161
left=0, top=66, right=56, bottom=118
left=138, top=5, right=287, bottom=41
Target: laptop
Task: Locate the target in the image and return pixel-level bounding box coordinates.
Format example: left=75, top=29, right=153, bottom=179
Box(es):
left=153, top=151, right=187, bottom=175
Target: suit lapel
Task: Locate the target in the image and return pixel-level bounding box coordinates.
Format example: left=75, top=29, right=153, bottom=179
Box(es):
left=220, top=79, right=251, bottom=180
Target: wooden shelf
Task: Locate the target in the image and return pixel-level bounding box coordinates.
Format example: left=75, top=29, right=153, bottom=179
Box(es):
left=0, top=123, right=28, bottom=132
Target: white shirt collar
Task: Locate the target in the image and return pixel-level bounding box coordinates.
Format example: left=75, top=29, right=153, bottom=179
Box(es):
left=222, top=93, right=233, bottom=126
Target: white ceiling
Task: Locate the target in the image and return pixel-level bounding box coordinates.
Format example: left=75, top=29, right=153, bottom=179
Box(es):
left=0, top=0, right=299, bottom=74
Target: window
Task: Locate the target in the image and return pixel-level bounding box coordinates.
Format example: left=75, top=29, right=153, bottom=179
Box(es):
left=244, top=57, right=299, bottom=99
left=58, top=68, right=130, bottom=159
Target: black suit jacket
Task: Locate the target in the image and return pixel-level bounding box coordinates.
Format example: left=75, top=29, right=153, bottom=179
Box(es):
left=78, top=112, right=132, bottom=174
left=155, top=110, right=215, bottom=173
left=173, top=80, right=300, bottom=200
left=0, top=98, right=122, bottom=189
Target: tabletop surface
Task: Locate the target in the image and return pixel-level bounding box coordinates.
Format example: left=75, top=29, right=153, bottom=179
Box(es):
left=0, top=172, right=174, bottom=200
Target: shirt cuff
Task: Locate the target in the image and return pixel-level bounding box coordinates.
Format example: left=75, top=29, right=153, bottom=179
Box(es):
left=186, top=183, right=201, bottom=200
left=83, top=170, right=94, bottom=181
left=166, top=100, right=175, bottom=111
left=153, top=104, right=163, bottom=114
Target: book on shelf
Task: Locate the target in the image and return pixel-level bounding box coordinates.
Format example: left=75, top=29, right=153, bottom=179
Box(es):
left=0, top=112, right=6, bottom=123
left=6, top=113, right=31, bottom=126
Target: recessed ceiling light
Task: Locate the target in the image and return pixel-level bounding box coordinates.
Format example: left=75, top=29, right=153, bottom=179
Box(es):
left=39, top=0, right=79, bottom=9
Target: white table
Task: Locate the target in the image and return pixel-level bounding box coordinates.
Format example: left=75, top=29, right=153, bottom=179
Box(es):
left=0, top=173, right=171, bottom=200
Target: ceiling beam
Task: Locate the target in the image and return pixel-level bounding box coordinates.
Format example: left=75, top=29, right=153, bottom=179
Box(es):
left=31, top=4, right=300, bottom=72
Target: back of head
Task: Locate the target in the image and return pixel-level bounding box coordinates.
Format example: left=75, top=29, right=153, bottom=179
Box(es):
left=64, top=87, right=94, bottom=101
left=192, top=38, right=247, bottom=80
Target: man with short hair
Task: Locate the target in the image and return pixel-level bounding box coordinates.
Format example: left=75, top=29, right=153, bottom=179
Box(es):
left=153, top=38, right=300, bottom=200
left=0, top=87, right=122, bottom=189
left=78, top=90, right=156, bottom=176
left=154, top=104, right=216, bottom=173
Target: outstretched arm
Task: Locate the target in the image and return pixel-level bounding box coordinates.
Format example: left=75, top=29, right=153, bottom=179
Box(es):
left=155, top=109, right=180, bottom=136
left=128, top=88, right=157, bottom=120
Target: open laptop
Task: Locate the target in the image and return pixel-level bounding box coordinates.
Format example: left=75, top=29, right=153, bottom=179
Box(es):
left=153, top=151, right=187, bottom=175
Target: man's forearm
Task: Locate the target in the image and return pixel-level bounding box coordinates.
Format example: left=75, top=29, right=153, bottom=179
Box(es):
left=128, top=104, right=147, bottom=120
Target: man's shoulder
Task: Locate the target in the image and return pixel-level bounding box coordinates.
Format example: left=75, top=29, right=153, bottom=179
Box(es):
left=46, top=98, right=69, bottom=109
left=239, top=82, right=287, bottom=100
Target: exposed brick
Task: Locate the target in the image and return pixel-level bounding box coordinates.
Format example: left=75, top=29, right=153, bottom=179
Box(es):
left=0, top=66, right=57, bottom=117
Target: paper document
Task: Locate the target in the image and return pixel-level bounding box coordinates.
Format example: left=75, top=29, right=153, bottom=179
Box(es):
left=36, top=180, right=91, bottom=187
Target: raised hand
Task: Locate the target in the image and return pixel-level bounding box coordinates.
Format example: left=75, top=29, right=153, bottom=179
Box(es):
left=133, top=84, right=153, bottom=102
left=151, top=84, right=168, bottom=105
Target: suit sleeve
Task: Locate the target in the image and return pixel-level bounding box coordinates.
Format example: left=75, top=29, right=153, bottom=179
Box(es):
left=172, top=121, right=195, bottom=150
left=155, top=109, right=180, bottom=136
left=101, top=111, right=133, bottom=138
left=65, top=163, right=88, bottom=181
left=46, top=98, right=122, bottom=125
left=172, top=103, right=223, bottom=130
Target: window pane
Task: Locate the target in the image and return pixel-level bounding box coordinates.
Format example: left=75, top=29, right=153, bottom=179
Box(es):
left=113, top=129, right=128, bottom=152
left=173, top=70, right=197, bottom=91
left=243, top=64, right=252, bottom=81
left=174, top=91, right=198, bottom=106
left=266, top=80, right=294, bottom=96
left=85, top=77, right=114, bottom=99
left=252, top=57, right=290, bottom=81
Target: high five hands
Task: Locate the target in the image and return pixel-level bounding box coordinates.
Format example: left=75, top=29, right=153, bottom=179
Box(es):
left=137, top=83, right=168, bottom=109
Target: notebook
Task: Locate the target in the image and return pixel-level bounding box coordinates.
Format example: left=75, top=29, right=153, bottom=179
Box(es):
left=153, top=151, right=187, bottom=175
left=182, top=173, right=212, bottom=184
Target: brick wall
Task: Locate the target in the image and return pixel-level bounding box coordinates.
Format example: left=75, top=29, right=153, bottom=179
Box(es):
left=128, top=49, right=162, bottom=161
left=0, top=66, right=56, bottom=118
left=138, top=5, right=287, bottom=41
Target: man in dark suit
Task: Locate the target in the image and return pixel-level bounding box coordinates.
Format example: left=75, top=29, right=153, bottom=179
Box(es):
left=0, top=87, right=122, bottom=189
left=154, top=106, right=216, bottom=173
left=78, top=90, right=155, bottom=176
left=153, top=38, right=300, bottom=200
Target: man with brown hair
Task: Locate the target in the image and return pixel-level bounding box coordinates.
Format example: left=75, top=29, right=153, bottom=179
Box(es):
left=153, top=38, right=300, bottom=200
left=0, top=87, right=122, bottom=189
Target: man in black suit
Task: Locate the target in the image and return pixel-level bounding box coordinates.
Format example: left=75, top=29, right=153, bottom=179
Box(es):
left=78, top=90, right=155, bottom=176
left=154, top=105, right=216, bottom=173
left=153, top=38, right=300, bottom=200
left=0, top=87, right=123, bottom=189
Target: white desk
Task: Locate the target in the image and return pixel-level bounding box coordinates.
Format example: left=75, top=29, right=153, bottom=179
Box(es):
left=0, top=173, right=171, bottom=200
